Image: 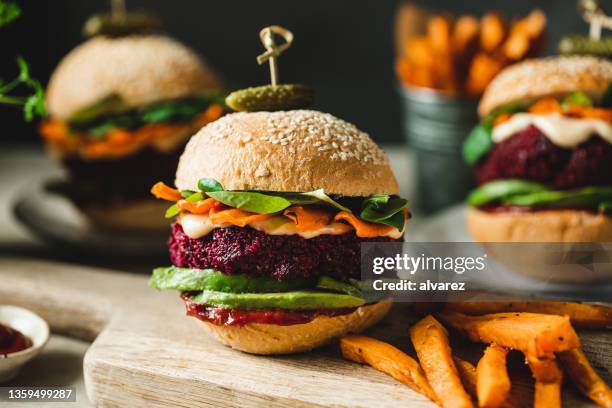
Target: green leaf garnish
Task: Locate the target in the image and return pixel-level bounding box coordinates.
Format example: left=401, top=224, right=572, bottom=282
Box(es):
left=198, top=178, right=224, bottom=192
left=360, top=195, right=408, bottom=230
left=206, top=191, right=291, bottom=214
left=467, top=179, right=548, bottom=207
left=180, top=190, right=196, bottom=198
left=463, top=123, right=493, bottom=166
left=164, top=204, right=180, bottom=219
left=0, top=0, right=20, bottom=27
left=0, top=57, right=47, bottom=122
left=464, top=102, right=528, bottom=166
left=562, top=91, right=592, bottom=108
left=68, top=95, right=223, bottom=136
left=295, top=189, right=351, bottom=212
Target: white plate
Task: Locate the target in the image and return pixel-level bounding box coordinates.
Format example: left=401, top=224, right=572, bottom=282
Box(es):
left=13, top=179, right=168, bottom=257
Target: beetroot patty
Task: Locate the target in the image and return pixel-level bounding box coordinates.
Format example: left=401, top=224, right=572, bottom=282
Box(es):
left=169, top=223, right=400, bottom=281
left=476, top=125, right=612, bottom=189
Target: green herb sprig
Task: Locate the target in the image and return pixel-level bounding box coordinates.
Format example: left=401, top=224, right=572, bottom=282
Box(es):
left=0, top=1, right=46, bottom=121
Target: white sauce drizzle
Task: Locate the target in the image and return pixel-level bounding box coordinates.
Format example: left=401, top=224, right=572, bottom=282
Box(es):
left=492, top=113, right=612, bottom=148
left=178, top=213, right=403, bottom=240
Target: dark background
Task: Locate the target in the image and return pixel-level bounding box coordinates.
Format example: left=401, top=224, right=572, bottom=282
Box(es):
left=1, top=0, right=588, bottom=147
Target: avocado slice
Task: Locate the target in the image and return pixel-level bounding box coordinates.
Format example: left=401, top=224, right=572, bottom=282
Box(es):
left=504, top=187, right=612, bottom=209
left=150, top=266, right=310, bottom=293
left=468, top=179, right=548, bottom=207
left=188, top=290, right=366, bottom=310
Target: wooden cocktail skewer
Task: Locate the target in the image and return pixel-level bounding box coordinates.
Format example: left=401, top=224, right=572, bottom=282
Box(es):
left=257, top=26, right=294, bottom=86
left=579, top=0, right=612, bottom=40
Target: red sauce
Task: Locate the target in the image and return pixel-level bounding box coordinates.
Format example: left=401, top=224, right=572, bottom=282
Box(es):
left=0, top=323, right=32, bottom=355
left=181, top=293, right=357, bottom=327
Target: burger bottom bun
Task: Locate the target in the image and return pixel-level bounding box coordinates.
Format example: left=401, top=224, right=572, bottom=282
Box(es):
left=466, top=207, right=612, bottom=242
left=82, top=199, right=170, bottom=232
left=467, top=208, right=612, bottom=283
left=196, top=300, right=392, bottom=355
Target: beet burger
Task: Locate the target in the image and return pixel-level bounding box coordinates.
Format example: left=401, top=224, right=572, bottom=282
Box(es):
left=40, top=34, right=224, bottom=230
left=463, top=56, right=612, bottom=242
left=150, top=110, right=408, bottom=354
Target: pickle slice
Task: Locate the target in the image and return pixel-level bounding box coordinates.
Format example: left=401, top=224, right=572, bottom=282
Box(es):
left=225, top=84, right=314, bottom=112
left=558, top=35, right=612, bottom=58
left=83, top=12, right=161, bottom=38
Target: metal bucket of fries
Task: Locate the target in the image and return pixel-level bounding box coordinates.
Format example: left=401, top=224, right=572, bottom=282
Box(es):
left=400, top=86, right=478, bottom=213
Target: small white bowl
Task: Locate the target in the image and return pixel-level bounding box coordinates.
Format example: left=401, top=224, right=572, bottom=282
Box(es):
left=0, top=305, right=49, bottom=383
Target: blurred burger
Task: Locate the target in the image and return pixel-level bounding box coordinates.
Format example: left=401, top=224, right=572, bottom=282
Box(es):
left=463, top=56, right=612, bottom=242
left=40, top=34, right=224, bottom=230
left=149, top=109, right=409, bottom=354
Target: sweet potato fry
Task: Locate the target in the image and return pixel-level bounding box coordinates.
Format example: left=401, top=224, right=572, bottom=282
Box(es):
left=522, top=9, right=547, bottom=40
left=480, top=13, right=506, bottom=52
left=466, top=53, right=504, bottom=96
left=427, top=15, right=456, bottom=92
left=453, top=16, right=479, bottom=57
left=410, top=315, right=474, bottom=408
left=504, top=9, right=546, bottom=61
left=340, top=335, right=438, bottom=403
left=406, top=36, right=434, bottom=67
left=477, top=345, right=510, bottom=408
left=452, top=16, right=479, bottom=84
left=436, top=312, right=580, bottom=359
left=444, top=301, right=612, bottom=329
left=454, top=357, right=478, bottom=397
left=428, top=15, right=452, bottom=56
left=527, top=355, right=562, bottom=384
left=530, top=358, right=563, bottom=408
left=534, top=378, right=562, bottom=408
left=558, top=348, right=612, bottom=408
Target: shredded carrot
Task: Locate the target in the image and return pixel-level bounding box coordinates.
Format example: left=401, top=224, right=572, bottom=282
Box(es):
left=177, top=197, right=221, bottom=214
left=195, top=103, right=224, bottom=128
left=283, top=206, right=333, bottom=231
left=151, top=182, right=182, bottom=202
left=209, top=207, right=272, bottom=227
left=334, top=211, right=399, bottom=238
left=39, top=105, right=223, bottom=159
left=566, top=105, right=612, bottom=122
left=493, top=112, right=513, bottom=127
left=529, top=97, right=562, bottom=115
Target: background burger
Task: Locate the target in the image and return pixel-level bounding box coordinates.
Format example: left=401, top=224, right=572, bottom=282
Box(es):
left=463, top=56, right=612, bottom=242
left=40, top=34, right=224, bottom=231
left=149, top=109, right=409, bottom=354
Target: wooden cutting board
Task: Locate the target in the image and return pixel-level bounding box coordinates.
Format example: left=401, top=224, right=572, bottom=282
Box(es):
left=0, top=257, right=609, bottom=407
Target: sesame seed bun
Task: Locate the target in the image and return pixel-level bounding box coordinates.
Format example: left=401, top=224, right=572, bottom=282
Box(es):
left=466, top=207, right=612, bottom=242
left=196, top=300, right=392, bottom=355
left=175, top=110, right=399, bottom=197
left=478, top=56, right=612, bottom=117
left=46, top=35, right=222, bottom=120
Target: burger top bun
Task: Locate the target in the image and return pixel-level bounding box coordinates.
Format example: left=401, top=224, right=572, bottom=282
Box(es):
left=46, top=35, right=222, bottom=120
left=478, top=56, right=612, bottom=117
left=175, top=110, right=399, bottom=197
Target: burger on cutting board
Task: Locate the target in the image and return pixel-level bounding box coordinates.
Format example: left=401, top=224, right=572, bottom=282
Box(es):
left=148, top=82, right=409, bottom=353
left=463, top=56, right=612, bottom=242
left=39, top=11, right=224, bottom=231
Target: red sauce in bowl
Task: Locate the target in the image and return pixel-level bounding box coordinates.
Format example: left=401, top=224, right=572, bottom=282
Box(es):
left=0, top=323, right=32, bottom=355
